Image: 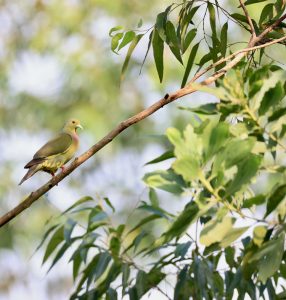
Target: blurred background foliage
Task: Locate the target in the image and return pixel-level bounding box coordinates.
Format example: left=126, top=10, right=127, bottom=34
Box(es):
left=0, top=0, right=285, bottom=299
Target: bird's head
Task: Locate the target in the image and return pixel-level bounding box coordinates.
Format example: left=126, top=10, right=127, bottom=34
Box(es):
left=63, top=119, right=83, bottom=133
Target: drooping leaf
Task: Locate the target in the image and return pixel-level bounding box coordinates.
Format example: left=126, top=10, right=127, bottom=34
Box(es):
left=152, top=29, right=164, bottom=82
left=43, top=225, right=64, bottom=264
left=265, top=184, right=286, bottom=217
left=129, top=268, right=165, bottom=300
left=165, top=21, right=183, bottom=64
left=121, top=34, right=144, bottom=81
left=163, top=201, right=199, bottom=243
left=182, top=28, right=197, bottom=54
left=181, top=42, right=199, bottom=87
left=220, top=22, right=228, bottom=57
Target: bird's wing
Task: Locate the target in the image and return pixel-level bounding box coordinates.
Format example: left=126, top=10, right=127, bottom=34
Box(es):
left=24, top=133, right=72, bottom=168
left=34, top=133, right=72, bottom=158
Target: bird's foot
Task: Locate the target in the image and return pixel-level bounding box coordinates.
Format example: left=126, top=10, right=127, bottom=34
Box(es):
left=51, top=172, right=58, bottom=186
left=60, top=166, right=66, bottom=172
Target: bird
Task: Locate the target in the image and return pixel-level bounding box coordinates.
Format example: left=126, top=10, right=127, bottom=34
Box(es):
left=19, top=119, right=83, bottom=185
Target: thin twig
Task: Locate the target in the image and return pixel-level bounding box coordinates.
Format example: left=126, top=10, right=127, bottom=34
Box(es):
left=239, top=0, right=256, bottom=37
left=189, top=35, right=286, bottom=83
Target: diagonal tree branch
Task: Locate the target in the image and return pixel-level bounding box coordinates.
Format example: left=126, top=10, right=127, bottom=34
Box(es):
left=0, top=16, right=285, bottom=228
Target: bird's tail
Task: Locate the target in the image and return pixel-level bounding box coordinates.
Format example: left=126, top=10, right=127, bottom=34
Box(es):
left=19, top=166, right=39, bottom=185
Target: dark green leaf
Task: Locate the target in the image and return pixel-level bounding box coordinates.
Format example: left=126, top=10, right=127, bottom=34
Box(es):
left=178, top=103, right=218, bottom=115
left=62, top=196, right=94, bottom=215
left=103, top=197, right=115, bottom=212
left=265, top=184, right=286, bottom=217
left=181, top=42, right=199, bottom=87
left=245, top=0, right=267, bottom=5
left=106, top=288, right=117, bottom=300
left=155, top=12, right=167, bottom=41
left=47, top=242, right=69, bottom=272
left=166, top=21, right=183, bottom=64
left=152, top=29, right=164, bottom=82
left=129, top=268, right=165, bottom=300
left=64, top=219, right=77, bottom=244
left=145, top=150, right=174, bottom=165
left=220, top=22, right=228, bottom=57
left=243, top=194, right=265, bottom=208
left=259, top=82, right=284, bottom=115
left=259, top=4, right=274, bottom=25
left=163, top=201, right=199, bottom=243
left=43, top=226, right=64, bottom=264
left=118, top=31, right=136, bottom=51
left=121, top=34, right=144, bottom=81
left=182, top=29, right=197, bottom=54
left=111, top=32, right=123, bottom=53
left=225, top=154, right=262, bottom=195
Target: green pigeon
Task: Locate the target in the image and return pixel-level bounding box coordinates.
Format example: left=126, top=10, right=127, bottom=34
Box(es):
left=19, top=119, right=83, bottom=185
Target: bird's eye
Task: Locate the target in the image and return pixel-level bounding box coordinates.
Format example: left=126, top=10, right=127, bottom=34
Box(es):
left=72, top=121, right=75, bottom=124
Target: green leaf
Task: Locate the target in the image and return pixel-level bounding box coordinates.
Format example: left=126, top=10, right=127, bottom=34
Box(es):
left=129, top=268, right=165, bottom=300
left=220, top=227, right=248, bottom=248
left=103, top=197, right=115, bottom=213
left=220, top=22, right=228, bottom=57
left=265, top=184, right=286, bottom=217
left=174, top=266, right=192, bottom=300
left=42, top=226, right=64, bottom=264
left=174, top=241, right=192, bottom=258
left=245, top=0, right=267, bottom=5
left=128, top=215, right=161, bottom=235
left=182, top=29, right=197, bottom=54
left=152, top=29, right=164, bottom=82
left=200, top=216, right=233, bottom=247
left=249, top=233, right=285, bottom=283
left=212, top=138, right=256, bottom=175
left=121, top=34, right=144, bottom=81
left=106, top=288, right=117, bottom=300
left=149, top=188, right=159, bottom=207
left=205, top=122, right=229, bottom=160
left=258, top=81, right=284, bottom=115
left=225, top=154, right=262, bottom=195
left=178, top=103, right=218, bottom=115
left=118, top=31, right=136, bottom=51
left=64, top=219, right=77, bottom=244
left=72, top=252, right=82, bottom=280
left=181, top=42, right=199, bottom=87
left=111, top=32, right=123, bottom=53
left=163, top=201, right=199, bottom=243
left=166, top=21, right=183, bottom=64
left=155, top=11, right=167, bottom=41
left=250, top=70, right=286, bottom=112
left=36, top=224, right=59, bottom=252
left=122, top=263, right=130, bottom=294
left=145, top=150, right=174, bottom=165
left=109, top=26, right=123, bottom=37
left=172, top=155, right=200, bottom=182
left=62, top=196, right=94, bottom=215
left=253, top=226, right=267, bottom=247
left=208, top=2, right=217, bottom=40
left=243, top=194, right=265, bottom=208
left=47, top=242, right=70, bottom=272
left=268, top=107, right=286, bottom=122
left=259, top=4, right=274, bottom=25
left=143, top=169, right=185, bottom=194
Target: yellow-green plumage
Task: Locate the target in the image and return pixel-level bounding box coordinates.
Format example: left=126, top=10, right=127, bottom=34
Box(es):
left=19, top=119, right=82, bottom=185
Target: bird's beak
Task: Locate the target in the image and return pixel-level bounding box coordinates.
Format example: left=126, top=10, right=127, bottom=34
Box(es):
left=76, top=124, right=83, bottom=130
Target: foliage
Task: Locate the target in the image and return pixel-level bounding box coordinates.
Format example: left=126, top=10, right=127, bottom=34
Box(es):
left=30, top=0, right=286, bottom=299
